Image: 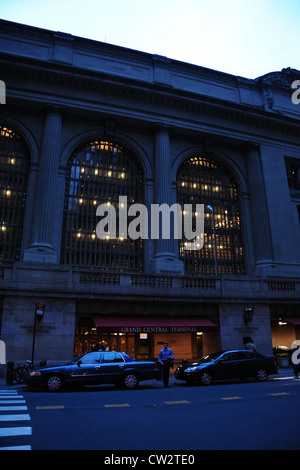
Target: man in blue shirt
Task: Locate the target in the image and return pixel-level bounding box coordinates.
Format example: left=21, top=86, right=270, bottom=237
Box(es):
left=158, top=342, right=175, bottom=388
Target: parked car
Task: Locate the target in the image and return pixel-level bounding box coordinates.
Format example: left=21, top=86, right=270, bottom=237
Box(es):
left=26, top=351, right=161, bottom=392
left=174, top=349, right=278, bottom=385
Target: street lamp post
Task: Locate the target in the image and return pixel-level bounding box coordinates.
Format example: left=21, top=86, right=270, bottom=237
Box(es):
left=31, top=300, right=45, bottom=364
left=207, top=205, right=218, bottom=277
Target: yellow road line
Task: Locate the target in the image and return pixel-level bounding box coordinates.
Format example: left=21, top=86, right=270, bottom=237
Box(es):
left=104, top=404, right=130, bottom=408
left=36, top=405, right=65, bottom=410
left=268, top=392, right=290, bottom=396
left=165, top=400, right=191, bottom=405
left=221, top=396, right=242, bottom=401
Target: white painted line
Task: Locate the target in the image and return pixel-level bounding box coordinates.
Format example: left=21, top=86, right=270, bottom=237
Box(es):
left=0, top=396, right=24, bottom=399
left=0, top=414, right=30, bottom=422
left=0, top=390, right=18, bottom=394
left=0, top=400, right=26, bottom=404
left=273, top=376, right=295, bottom=380
left=0, top=427, right=32, bottom=437
left=0, top=445, right=31, bottom=450
left=0, top=406, right=27, bottom=411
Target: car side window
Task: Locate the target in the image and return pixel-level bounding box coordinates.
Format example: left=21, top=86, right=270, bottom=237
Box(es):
left=102, top=352, right=124, bottom=363
left=239, top=351, right=254, bottom=359
left=222, top=353, right=239, bottom=361
left=80, top=353, right=101, bottom=364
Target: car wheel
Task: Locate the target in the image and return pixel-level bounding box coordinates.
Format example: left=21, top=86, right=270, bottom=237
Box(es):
left=123, top=373, right=139, bottom=389
left=45, top=374, right=63, bottom=392
left=256, top=368, right=268, bottom=382
left=199, top=371, right=212, bottom=385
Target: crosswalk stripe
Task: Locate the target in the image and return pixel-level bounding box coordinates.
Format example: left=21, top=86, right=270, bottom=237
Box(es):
left=0, top=445, right=31, bottom=450
left=0, top=406, right=28, bottom=411
left=0, top=427, right=32, bottom=437
left=0, top=395, right=24, bottom=401
left=0, top=414, right=31, bottom=422
left=0, top=400, right=26, bottom=404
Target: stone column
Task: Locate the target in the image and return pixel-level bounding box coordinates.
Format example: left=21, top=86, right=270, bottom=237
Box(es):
left=24, top=110, right=62, bottom=263
left=150, top=127, right=184, bottom=274
left=246, top=144, right=273, bottom=274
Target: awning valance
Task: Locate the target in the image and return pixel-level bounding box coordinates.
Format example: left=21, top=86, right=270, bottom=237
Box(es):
left=286, top=317, right=300, bottom=327
left=93, top=316, right=217, bottom=333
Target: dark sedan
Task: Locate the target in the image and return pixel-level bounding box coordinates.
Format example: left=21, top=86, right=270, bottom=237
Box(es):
left=175, top=349, right=278, bottom=385
left=26, top=351, right=161, bottom=392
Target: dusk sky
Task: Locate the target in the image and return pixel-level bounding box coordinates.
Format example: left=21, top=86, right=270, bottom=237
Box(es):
left=1, top=0, right=299, bottom=78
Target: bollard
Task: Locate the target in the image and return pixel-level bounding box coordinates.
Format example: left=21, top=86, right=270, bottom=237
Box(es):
left=6, top=361, right=14, bottom=385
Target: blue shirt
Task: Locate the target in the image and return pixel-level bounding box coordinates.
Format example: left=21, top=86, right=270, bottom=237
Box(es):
left=158, top=347, right=175, bottom=364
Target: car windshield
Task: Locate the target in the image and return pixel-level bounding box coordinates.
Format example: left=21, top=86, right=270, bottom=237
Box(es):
left=201, top=352, right=223, bottom=362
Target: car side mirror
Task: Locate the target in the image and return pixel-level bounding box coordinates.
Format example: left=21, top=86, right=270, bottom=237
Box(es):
left=77, top=360, right=82, bottom=367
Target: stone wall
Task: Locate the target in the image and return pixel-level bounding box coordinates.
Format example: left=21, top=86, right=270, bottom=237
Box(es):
left=1, top=296, right=76, bottom=364
left=219, top=303, right=273, bottom=355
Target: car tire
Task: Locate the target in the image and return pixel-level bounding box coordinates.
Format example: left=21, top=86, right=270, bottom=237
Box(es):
left=256, top=368, right=268, bottom=382
left=199, top=371, right=212, bottom=385
left=123, top=372, right=139, bottom=390
left=45, top=374, right=63, bottom=392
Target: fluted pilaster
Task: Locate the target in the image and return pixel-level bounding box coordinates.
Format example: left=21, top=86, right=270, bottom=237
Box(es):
left=247, top=144, right=273, bottom=273
left=24, top=111, right=62, bottom=262
left=150, top=127, right=184, bottom=274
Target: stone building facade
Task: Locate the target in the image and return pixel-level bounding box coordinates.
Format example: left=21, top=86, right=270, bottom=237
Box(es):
left=0, top=20, right=300, bottom=365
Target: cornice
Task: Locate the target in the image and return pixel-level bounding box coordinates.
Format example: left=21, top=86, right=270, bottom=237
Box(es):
left=1, top=53, right=300, bottom=139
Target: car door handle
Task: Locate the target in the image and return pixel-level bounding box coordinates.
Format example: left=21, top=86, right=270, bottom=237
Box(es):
left=119, top=365, right=125, bottom=368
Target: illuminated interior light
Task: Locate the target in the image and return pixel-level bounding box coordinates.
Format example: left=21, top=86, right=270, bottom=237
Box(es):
left=6, top=190, right=11, bottom=197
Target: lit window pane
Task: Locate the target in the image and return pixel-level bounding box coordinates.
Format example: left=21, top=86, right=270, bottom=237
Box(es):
left=61, top=140, right=144, bottom=270
left=0, top=125, right=29, bottom=262
left=177, top=155, right=244, bottom=275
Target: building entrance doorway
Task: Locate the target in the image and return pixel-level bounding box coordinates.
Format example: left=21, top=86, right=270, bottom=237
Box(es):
left=74, top=326, right=136, bottom=358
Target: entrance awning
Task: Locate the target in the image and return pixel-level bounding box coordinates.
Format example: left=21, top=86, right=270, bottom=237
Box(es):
left=93, top=316, right=217, bottom=333
left=286, top=317, right=300, bottom=326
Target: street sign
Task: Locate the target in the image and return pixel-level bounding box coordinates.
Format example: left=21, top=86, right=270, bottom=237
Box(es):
left=35, top=301, right=45, bottom=317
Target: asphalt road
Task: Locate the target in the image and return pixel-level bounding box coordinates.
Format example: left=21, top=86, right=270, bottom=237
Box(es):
left=1, top=370, right=299, bottom=452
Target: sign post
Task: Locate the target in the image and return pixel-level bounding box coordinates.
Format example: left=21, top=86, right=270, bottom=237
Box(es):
left=31, top=300, right=45, bottom=364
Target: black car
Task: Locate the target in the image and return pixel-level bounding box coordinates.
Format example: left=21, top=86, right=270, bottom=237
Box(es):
left=26, top=351, right=161, bottom=392
left=175, top=349, right=279, bottom=385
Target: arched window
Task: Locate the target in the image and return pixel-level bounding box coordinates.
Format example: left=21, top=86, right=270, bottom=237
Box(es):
left=0, top=125, right=29, bottom=262
left=61, top=140, right=144, bottom=270
left=177, top=155, right=244, bottom=276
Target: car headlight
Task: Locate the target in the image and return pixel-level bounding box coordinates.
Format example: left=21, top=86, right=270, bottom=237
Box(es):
left=185, top=366, right=198, bottom=373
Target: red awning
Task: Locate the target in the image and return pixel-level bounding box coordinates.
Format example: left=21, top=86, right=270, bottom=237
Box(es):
left=93, top=316, right=217, bottom=333
left=286, top=317, right=300, bottom=326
